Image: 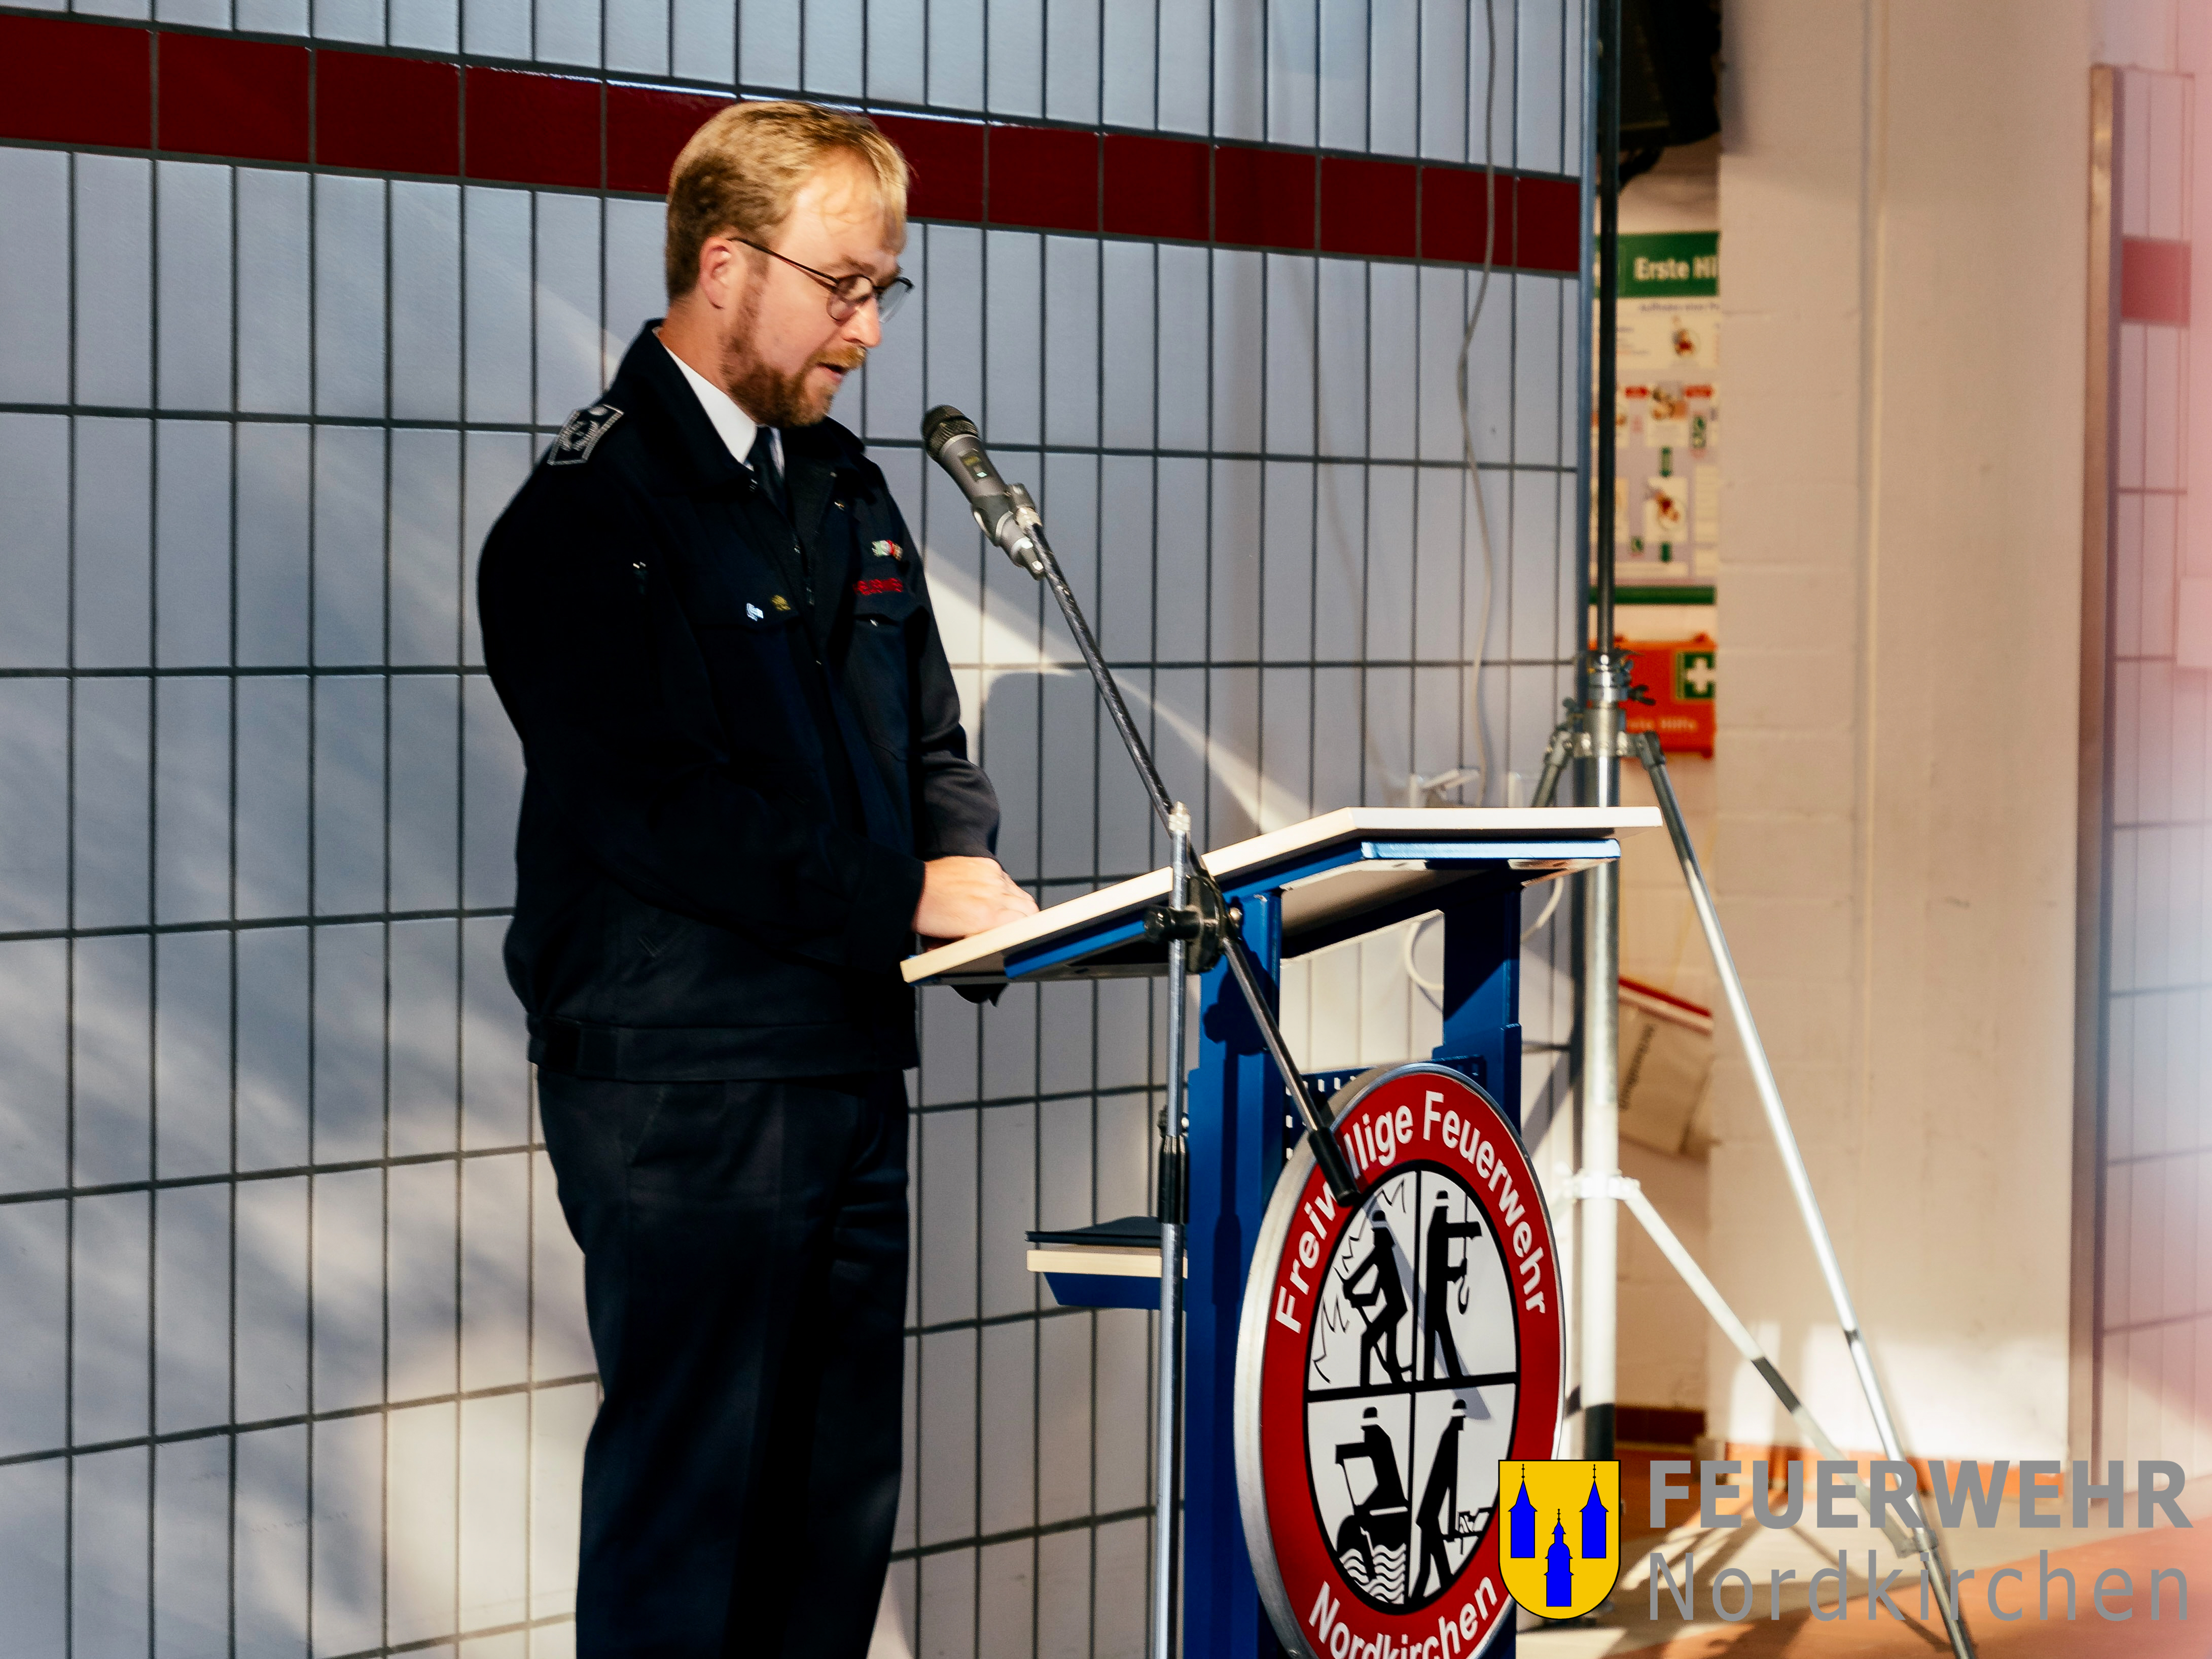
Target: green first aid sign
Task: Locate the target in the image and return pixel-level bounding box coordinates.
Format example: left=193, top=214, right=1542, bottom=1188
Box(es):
left=1620, top=231, right=1719, bottom=297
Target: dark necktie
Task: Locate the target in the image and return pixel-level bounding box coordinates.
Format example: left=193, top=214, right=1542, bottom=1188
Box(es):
left=747, top=425, right=787, bottom=517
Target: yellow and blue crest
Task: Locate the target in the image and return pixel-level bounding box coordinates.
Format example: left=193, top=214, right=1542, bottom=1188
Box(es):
left=1495, top=1460, right=1621, bottom=1619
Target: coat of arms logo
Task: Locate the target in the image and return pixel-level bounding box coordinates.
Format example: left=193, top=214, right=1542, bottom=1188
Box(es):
left=1496, top=1460, right=1622, bottom=1619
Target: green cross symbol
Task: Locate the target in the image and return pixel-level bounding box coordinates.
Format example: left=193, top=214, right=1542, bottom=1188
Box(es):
left=1676, top=650, right=1717, bottom=701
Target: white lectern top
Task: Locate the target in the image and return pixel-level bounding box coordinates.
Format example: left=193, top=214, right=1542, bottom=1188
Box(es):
left=903, top=805, right=1660, bottom=986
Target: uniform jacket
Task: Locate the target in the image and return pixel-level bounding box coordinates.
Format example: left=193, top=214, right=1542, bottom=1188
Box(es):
left=478, top=324, right=1000, bottom=1079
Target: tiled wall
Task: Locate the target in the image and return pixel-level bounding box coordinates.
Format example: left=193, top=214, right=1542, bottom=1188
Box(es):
left=0, top=2, right=1590, bottom=1655
left=2094, top=64, right=2212, bottom=1477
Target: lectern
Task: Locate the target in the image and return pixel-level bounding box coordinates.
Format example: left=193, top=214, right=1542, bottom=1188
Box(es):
left=905, top=805, right=1654, bottom=1659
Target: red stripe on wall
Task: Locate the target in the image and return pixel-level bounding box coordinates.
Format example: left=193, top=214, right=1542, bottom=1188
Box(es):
left=0, top=14, right=150, bottom=150
left=1420, top=166, right=1507, bottom=265
left=467, top=67, right=600, bottom=188
left=0, top=18, right=1579, bottom=274
left=608, top=84, right=730, bottom=194
left=2122, top=237, right=2191, bottom=326
left=872, top=112, right=986, bottom=225
left=988, top=124, right=1098, bottom=234
left=159, top=32, right=310, bottom=163
left=1215, top=145, right=1316, bottom=251
left=1102, top=133, right=1208, bottom=241
left=318, top=50, right=459, bottom=175
left=1321, top=155, right=1414, bottom=259
left=1513, top=175, right=1584, bottom=278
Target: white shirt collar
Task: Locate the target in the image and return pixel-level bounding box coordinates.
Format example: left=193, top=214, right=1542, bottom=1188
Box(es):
left=661, top=339, right=781, bottom=474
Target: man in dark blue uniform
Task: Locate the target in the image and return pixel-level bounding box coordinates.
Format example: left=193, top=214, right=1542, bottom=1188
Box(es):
left=478, top=100, right=1033, bottom=1659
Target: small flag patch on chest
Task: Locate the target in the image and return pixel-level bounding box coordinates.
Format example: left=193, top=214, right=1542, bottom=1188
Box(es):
left=870, top=539, right=903, bottom=561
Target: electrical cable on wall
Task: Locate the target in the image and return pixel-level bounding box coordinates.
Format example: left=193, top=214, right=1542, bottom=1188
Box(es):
left=1411, top=0, right=1503, bottom=815
left=1457, top=0, right=1502, bottom=805
left=1404, top=0, right=1524, bottom=1008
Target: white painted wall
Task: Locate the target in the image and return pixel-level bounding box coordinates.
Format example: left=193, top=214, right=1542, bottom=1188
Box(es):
left=1710, top=0, right=2096, bottom=1463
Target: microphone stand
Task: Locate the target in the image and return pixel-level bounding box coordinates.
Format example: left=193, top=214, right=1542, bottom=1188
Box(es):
left=976, top=476, right=1360, bottom=1659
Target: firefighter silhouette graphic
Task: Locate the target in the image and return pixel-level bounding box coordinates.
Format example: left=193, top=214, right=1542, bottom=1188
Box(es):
left=1411, top=1398, right=1473, bottom=1599
left=1331, top=1407, right=1413, bottom=1601
left=1343, top=1221, right=1410, bottom=1385
left=1423, top=1196, right=1485, bottom=1380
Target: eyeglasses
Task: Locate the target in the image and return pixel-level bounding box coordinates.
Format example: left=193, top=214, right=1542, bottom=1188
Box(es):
left=737, top=239, right=914, bottom=323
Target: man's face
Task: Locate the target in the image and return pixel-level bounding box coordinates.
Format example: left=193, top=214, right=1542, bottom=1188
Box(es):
left=715, top=158, right=901, bottom=428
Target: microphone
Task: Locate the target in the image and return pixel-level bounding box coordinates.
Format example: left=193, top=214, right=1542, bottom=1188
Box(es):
left=921, top=405, right=1045, bottom=575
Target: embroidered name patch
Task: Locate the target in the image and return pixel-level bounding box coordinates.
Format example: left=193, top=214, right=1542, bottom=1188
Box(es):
left=855, top=577, right=904, bottom=597
left=546, top=402, right=622, bottom=466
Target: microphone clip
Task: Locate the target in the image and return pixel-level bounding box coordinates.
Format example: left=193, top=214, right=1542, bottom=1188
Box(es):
left=976, top=482, right=1047, bottom=578
left=1141, top=867, right=1227, bottom=973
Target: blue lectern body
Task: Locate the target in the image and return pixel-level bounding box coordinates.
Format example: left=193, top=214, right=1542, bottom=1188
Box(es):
left=905, top=807, right=1645, bottom=1659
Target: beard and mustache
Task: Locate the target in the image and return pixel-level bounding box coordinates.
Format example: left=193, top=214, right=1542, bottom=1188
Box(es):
left=722, top=275, right=864, bottom=429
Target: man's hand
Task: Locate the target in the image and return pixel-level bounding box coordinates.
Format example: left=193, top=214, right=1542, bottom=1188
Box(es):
left=914, top=856, right=1037, bottom=942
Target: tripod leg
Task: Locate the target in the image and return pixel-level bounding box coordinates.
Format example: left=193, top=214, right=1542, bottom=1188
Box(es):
left=1611, top=1179, right=1975, bottom=1648
left=1626, top=735, right=1978, bottom=1658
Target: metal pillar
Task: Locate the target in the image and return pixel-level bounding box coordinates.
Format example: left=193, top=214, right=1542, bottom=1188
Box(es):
left=1578, top=0, right=1626, bottom=1471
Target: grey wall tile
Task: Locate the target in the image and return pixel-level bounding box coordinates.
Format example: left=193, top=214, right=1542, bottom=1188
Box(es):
left=235, top=422, right=312, bottom=665
left=233, top=1425, right=309, bottom=1659
left=388, top=917, right=459, bottom=1154
left=0, top=1201, right=68, bottom=1453
left=0, top=680, right=69, bottom=931
left=389, top=430, right=463, bottom=666
left=0, top=149, right=70, bottom=402
left=236, top=170, right=312, bottom=416
left=157, top=162, right=233, bottom=412
left=0, top=415, right=70, bottom=667
left=75, top=417, right=153, bottom=668
left=153, top=1435, right=231, bottom=1657
left=0, top=1464, right=67, bottom=1654
left=235, top=926, right=311, bottom=1171
left=234, top=1175, right=309, bottom=1421
left=72, top=1448, right=152, bottom=1659
left=387, top=1159, right=459, bottom=1400
left=154, top=1182, right=232, bottom=1432
left=312, top=922, right=387, bottom=1163
left=234, top=675, right=311, bottom=918
left=154, top=929, right=232, bottom=1176
left=154, top=676, right=231, bottom=925
left=74, top=934, right=153, bottom=1185
left=313, top=424, right=388, bottom=668
left=392, top=183, right=463, bottom=423
left=74, top=1189, right=151, bottom=1443
left=75, top=157, right=153, bottom=409
left=156, top=419, right=235, bottom=666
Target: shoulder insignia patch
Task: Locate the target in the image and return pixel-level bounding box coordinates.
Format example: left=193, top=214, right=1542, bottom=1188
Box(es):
left=546, top=402, right=623, bottom=467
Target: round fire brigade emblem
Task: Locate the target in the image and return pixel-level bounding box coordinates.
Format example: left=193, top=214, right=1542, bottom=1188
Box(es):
left=1235, top=1064, right=1564, bottom=1659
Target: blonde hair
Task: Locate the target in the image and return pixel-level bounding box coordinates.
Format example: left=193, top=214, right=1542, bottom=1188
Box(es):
left=664, top=100, right=909, bottom=300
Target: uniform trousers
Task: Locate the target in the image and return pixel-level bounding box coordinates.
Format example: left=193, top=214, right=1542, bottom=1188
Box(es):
left=536, top=1068, right=909, bottom=1659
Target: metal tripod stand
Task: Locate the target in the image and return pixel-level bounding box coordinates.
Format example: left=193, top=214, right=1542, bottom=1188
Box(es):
left=1533, top=711, right=1980, bottom=1658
